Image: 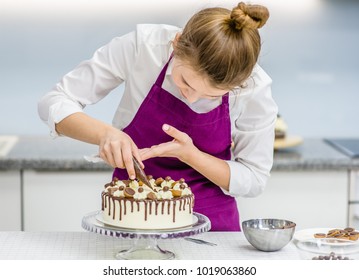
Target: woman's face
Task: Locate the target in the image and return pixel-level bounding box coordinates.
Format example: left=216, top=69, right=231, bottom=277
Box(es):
left=171, top=57, right=228, bottom=104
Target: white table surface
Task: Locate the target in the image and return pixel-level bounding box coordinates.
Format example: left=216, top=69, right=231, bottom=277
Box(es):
left=0, top=231, right=301, bottom=260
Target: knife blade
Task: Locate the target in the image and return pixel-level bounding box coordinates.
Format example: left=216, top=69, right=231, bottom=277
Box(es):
left=184, top=237, right=217, bottom=246
left=132, top=157, right=153, bottom=190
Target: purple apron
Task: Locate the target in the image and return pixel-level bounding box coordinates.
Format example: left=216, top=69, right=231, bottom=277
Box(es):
left=113, top=57, right=240, bottom=231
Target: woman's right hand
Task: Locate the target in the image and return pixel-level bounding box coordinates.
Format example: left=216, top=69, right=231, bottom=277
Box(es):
left=55, top=112, right=141, bottom=179
left=99, top=127, right=141, bottom=180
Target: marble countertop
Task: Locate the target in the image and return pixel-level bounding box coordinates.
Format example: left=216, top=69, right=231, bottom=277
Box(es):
left=273, top=138, right=359, bottom=171
left=0, top=136, right=358, bottom=171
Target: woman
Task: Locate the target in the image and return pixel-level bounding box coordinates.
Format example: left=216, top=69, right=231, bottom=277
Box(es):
left=38, top=2, right=278, bottom=231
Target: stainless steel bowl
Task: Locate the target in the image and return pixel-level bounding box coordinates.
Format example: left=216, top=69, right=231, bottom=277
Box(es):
left=242, top=218, right=296, bottom=252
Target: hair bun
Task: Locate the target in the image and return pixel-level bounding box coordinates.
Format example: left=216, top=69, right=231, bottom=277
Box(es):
left=230, top=2, right=269, bottom=30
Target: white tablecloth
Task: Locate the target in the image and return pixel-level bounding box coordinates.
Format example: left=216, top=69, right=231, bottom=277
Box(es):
left=0, top=231, right=301, bottom=260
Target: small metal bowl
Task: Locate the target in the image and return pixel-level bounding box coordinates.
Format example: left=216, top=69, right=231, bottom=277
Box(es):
left=242, top=218, right=296, bottom=252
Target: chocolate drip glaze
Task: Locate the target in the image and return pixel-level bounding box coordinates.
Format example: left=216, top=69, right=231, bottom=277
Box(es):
left=144, top=201, right=148, bottom=221
left=148, top=200, right=152, bottom=216
left=119, top=199, right=122, bottom=221
left=161, top=200, right=165, bottom=215
left=179, top=199, right=183, bottom=211
left=112, top=198, right=116, bottom=219
left=155, top=201, right=159, bottom=215
left=101, top=192, right=106, bottom=210
left=130, top=200, right=134, bottom=213
left=136, top=201, right=140, bottom=212
left=107, top=197, right=111, bottom=216
left=102, top=191, right=194, bottom=223
left=173, top=200, right=176, bottom=222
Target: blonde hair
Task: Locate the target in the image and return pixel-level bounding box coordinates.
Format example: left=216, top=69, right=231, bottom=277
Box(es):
left=173, top=2, right=269, bottom=89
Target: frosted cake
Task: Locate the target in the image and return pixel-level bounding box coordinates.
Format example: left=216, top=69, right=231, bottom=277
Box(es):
left=101, top=176, right=194, bottom=229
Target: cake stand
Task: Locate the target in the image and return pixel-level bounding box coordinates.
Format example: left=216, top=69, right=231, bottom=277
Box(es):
left=81, top=210, right=211, bottom=260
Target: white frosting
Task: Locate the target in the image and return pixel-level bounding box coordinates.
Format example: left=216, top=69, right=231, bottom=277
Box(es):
left=161, top=179, right=175, bottom=188
left=129, top=180, right=139, bottom=189
left=115, top=181, right=126, bottom=188
left=113, top=189, right=125, bottom=197
left=172, top=183, right=181, bottom=190
left=133, top=189, right=147, bottom=200
left=149, top=179, right=156, bottom=188
left=102, top=195, right=194, bottom=230
left=173, top=182, right=188, bottom=190
left=157, top=190, right=173, bottom=199
left=181, top=188, right=192, bottom=196
left=181, top=182, right=188, bottom=188
left=153, top=186, right=162, bottom=192
left=105, top=186, right=116, bottom=193
left=142, top=185, right=153, bottom=192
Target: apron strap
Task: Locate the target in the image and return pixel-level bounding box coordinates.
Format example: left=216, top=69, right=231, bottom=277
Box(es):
left=154, top=54, right=173, bottom=87
left=222, top=93, right=229, bottom=104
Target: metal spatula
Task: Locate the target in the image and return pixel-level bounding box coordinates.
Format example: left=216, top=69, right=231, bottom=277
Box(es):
left=132, top=157, right=153, bottom=190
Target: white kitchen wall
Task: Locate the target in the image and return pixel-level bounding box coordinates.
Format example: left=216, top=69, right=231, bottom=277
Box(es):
left=1, top=0, right=358, bottom=138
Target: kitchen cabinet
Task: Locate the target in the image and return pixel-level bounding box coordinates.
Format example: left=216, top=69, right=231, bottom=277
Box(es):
left=0, top=171, right=21, bottom=230
left=237, top=171, right=348, bottom=230
left=23, top=170, right=350, bottom=231
left=23, top=170, right=112, bottom=231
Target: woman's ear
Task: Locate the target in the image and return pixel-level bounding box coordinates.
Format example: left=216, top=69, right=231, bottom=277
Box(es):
left=173, top=33, right=181, bottom=46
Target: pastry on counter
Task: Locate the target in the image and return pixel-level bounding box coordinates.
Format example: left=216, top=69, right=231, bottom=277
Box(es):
left=275, top=114, right=288, bottom=139
left=314, top=227, right=359, bottom=241
left=274, top=114, right=303, bottom=149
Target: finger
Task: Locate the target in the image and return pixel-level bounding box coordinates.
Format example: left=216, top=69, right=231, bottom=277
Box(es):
left=140, top=149, right=153, bottom=161
left=139, top=148, right=150, bottom=156
left=121, top=142, right=136, bottom=180
left=99, top=150, right=112, bottom=167
left=162, top=124, right=189, bottom=143
left=100, top=143, right=117, bottom=168
left=132, top=145, right=145, bottom=169
left=141, top=143, right=172, bottom=160
left=139, top=148, right=151, bottom=161
left=108, top=142, right=125, bottom=168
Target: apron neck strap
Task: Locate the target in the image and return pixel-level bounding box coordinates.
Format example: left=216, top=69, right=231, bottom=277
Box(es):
left=223, top=93, right=229, bottom=104
left=155, top=54, right=173, bottom=86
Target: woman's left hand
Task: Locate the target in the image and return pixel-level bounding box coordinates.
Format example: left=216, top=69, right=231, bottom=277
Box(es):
left=141, top=123, right=230, bottom=190
left=140, top=124, right=197, bottom=163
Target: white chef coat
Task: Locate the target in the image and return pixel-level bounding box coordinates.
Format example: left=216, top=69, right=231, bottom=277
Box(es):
left=38, top=24, right=278, bottom=198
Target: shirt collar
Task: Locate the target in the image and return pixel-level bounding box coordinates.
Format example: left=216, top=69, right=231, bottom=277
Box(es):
left=165, top=44, right=174, bottom=76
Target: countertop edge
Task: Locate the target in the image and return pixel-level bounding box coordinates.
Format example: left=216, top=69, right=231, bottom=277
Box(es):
left=1, top=137, right=359, bottom=172
left=1, top=158, right=359, bottom=172
left=0, top=158, right=112, bottom=172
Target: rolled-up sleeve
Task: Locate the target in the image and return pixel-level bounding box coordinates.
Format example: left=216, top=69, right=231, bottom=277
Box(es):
left=37, top=31, right=137, bottom=137
left=224, top=65, right=278, bottom=197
